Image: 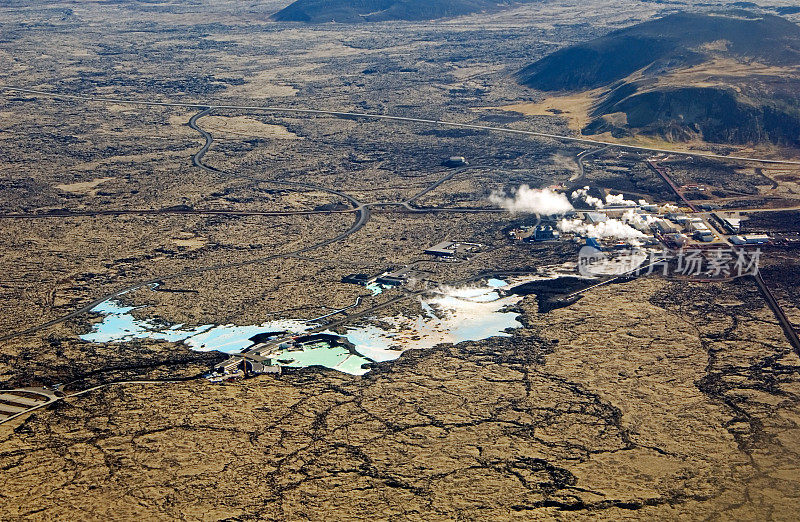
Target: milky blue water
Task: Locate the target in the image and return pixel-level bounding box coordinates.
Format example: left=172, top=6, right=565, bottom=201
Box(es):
left=271, top=342, right=373, bottom=375
left=365, top=282, right=384, bottom=295
left=81, top=278, right=532, bottom=375
left=81, top=300, right=215, bottom=344
left=82, top=300, right=309, bottom=353
left=487, top=278, right=507, bottom=288
left=333, top=280, right=523, bottom=364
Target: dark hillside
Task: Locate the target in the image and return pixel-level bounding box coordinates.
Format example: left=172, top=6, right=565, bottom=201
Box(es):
left=518, top=11, right=800, bottom=91
left=516, top=11, right=800, bottom=147
left=272, top=0, right=533, bottom=23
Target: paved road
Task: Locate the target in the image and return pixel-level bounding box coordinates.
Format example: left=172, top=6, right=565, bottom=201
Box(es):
left=0, top=206, right=508, bottom=220
left=753, top=272, right=800, bottom=354
left=9, top=203, right=800, bottom=221
left=570, top=145, right=610, bottom=183
left=5, top=86, right=800, bottom=166
left=693, top=206, right=800, bottom=215
left=0, top=388, right=59, bottom=425
left=188, top=107, right=218, bottom=169
left=0, top=381, right=189, bottom=425
left=647, top=160, right=699, bottom=212
left=404, top=164, right=491, bottom=205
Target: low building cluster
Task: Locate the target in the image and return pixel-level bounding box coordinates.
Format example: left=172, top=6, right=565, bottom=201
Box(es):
left=208, top=355, right=281, bottom=382
left=712, top=213, right=741, bottom=233
left=509, top=224, right=560, bottom=242
left=502, top=190, right=774, bottom=251
left=663, top=213, right=718, bottom=243
left=342, top=265, right=426, bottom=292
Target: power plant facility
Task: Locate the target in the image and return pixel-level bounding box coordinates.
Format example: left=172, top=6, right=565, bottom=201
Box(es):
left=501, top=185, right=770, bottom=251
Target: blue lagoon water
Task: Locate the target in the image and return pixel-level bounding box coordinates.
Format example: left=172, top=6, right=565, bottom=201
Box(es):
left=81, top=277, right=542, bottom=375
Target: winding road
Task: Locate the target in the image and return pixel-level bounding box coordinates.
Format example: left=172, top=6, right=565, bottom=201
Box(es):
left=5, top=86, right=800, bottom=166
left=0, top=105, right=373, bottom=342
left=570, top=145, right=610, bottom=183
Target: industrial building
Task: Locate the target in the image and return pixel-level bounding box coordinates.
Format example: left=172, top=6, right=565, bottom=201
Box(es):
left=209, top=356, right=281, bottom=381
left=665, top=233, right=689, bottom=247
left=342, top=263, right=428, bottom=293
left=585, top=212, right=608, bottom=224
left=529, top=225, right=560, bottom=242
left=376, top=272, right=406, bottom=286
left=242, top=359, right=280, bottom=375
left=711, top=213, right=742, bottom=233
left=425, top=241, right=458, bottom=257
left=685, top=221, right=714, bottom=242
left=425, top=240, right=459, bottom=257
left=654, top=220, right=679, bottom=235
left=730, top=234, right=770, bottom=245
left=724, top=218, right=741, bottom=233
left=774, top=233, right=800, bottom=246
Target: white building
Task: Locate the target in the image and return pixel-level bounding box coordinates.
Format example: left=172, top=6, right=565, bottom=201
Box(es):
left=730, top=234, right=769, bottom=245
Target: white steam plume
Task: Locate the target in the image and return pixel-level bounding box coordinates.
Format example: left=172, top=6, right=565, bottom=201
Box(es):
left=620, top=209, right=657, bottom=232
left=604, top=193, right=638, bottom=206
left=489, top=185, right=573, bottom=215
left=558, top=217, right=645, bottom=240
left=572, top=187, right=639, bottom=208
left=571, top=186, right=605, bottom=208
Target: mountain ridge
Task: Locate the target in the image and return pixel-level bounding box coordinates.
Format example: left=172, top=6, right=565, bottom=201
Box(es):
left=516, top=11, right=800, bottom=147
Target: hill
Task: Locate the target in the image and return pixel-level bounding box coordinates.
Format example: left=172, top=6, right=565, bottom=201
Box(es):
left=272, top=0, right=528, bottom=23
left=516, top=11, right=800, bottom=147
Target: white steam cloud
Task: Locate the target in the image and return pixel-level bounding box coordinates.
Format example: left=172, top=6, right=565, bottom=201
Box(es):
left=571, top=186, right=639, bottom=208
left=571, top=186, right=605, bottom=208
left=558, top=217, right=645, bottom=240
left=489, top=185, right=573, bottom=215
left=557, top=206, right=657, bottom=240
left=620, top=209, right=657, bottom=232
left=605, top=193, right=638, bottom=206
